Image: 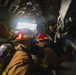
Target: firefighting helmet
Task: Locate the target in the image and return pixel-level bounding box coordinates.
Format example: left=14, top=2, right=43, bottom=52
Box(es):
left=15, top=28, right=33, bottom=41
left=36, top=33, right=50, bottom=42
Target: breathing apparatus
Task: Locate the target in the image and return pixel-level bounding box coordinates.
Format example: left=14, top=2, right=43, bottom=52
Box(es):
left=0, top=43, right=15, bottom=74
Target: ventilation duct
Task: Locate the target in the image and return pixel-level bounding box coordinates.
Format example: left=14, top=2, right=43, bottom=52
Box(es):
left=8, top=0, right=19, bottom=13
left=0, top=0, right=9, bottom=7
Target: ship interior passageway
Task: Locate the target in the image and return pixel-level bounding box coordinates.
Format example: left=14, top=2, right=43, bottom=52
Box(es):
left=0, top=0, right=76, bottom=75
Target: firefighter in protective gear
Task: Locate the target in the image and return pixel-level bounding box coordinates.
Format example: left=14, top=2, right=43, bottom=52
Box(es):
left=0, top=19, right=14, bottom=40
left=2, top=28, right=33, bottom=75
left=35, top=33, right=51, bottom=47
left=34, top=33, right=61, bottom=75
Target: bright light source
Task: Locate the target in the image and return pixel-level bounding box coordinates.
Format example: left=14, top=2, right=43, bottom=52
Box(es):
left=16, top=22, right=37, bottom=31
